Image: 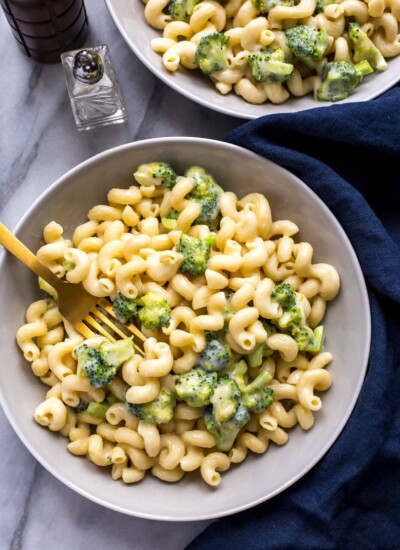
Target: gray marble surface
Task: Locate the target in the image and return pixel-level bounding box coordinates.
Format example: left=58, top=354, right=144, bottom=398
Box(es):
left=0, top=2, right=242, bottom=548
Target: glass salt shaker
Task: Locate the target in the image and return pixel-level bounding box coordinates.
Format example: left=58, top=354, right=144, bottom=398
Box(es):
left=61, top=45, right=126, bottom=131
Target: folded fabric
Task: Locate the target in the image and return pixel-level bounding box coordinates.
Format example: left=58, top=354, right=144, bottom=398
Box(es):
left=188, top=85, right=400, bottom=550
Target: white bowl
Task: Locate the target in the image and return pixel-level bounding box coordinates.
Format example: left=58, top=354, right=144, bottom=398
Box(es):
left=105, top=0, right=400, bottom=119
left=0, top=138, right=370, bottom=520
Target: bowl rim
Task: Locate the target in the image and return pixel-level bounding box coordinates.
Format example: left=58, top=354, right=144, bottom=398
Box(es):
left=104, top=0, right=400, bottom=120
left=0, top=137, right=371, bottom=521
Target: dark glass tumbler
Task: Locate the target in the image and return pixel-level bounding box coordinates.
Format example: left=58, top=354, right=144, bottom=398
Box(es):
left=0, top=0, right=89, bottom=63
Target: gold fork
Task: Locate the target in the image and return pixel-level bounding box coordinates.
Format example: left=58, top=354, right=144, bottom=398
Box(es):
left=0, top=222, right=145, bottom=354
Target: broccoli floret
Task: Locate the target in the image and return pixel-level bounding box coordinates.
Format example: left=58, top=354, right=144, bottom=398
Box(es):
left=348, top=22, right=387, bottom=71
left=133, top=162, right=177, bottom=189
left=112, top=293, right=140, bottom=324
left=204, top=405, right=250, bottom=451
left=269, top=284, right=325, bottom=353
left=84, top=393, right=120, bottom=418
left=176, top=233, right=216, bottom=276
left=195, top=33, right=230, bottom=75
left=251, top=0, right=294, bottom=14
left=210, top=375, right=241, bottom=423
left=73, top=399, right=89, bottom=413
left=246, top=342, right=273, bottom=368
left=137, top=292, right=171, bottom=330
left=261, top=319, right=278, bottom=336
left=197, top=339, right=232, bottom=372
left=316, top=60, right=373, bottom=102
left=286, top=25, right=329, bottom=67
left=38, top=277, right=58, bottom=301
left=305, top=325, right=324, bottom=353
left=127, top=388, right=175, bottom=424
left=226, top=361, right=273, bottom=412
left=248, top=48, right=294, bottom=83
left=226, top=359, right=248, bottom=390
left=62, top=260, right=75, bottom=272
left=175, top=367, right=217, bottom=407
left=185, top=166, right=223, bottom=227
left=86, top=401, right=109, bottom=419
left=76, top=344, right=104, bottom=384
left=271, top=282, right=297, bottom=311
left=289, top=324, right=325, bottom=353
left=98, top=338, right=135, bottom=369
left=240, top=371, right=274, bottom=413
left=76, top=339, right=134, bottom=388
left=168, top=0, right=200, bottom=20
left=161, top=208, right=179, bottom=231
left=222, top=294, right=235, bottom=323
left=315, top=0, right=334, bottom=13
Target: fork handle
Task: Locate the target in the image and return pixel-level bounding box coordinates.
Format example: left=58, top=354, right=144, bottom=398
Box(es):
left=0, top=222, right=64, bottom=291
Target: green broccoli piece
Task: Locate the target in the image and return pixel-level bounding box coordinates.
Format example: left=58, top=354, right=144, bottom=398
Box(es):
left=112, top=293, right=140, bottom=324
left=168, top=0, right=200, bottom=20
left=271, top=282, right=297, bottom=311
left=348, top=22, right=387, bottom=71
left=197, top=339, right=232, bottom=372
left=226, top=361, right=273, bottom=412
left=76, top=339, right=134, bottom=388
left=176, top=233, right=216, bottom=276
left=175, top=367, right=217, bottom=407
left=86, top=401, right=109, bottom=419
left=137, top=292, right=171, bottom=330
left=246, top=342, right=274, bottom=368
left=62, top=260, right=75, bottom=272
left=195, top=33, right=230, bottom=75
left=240, top=371, right=274, bottom=413
left=222, top=303, right=235, bottom=323
left=251, top=0, right=294, bottom=14
left=204, top=405, right=250, bottom=451
left=286, top=25, right=329, bottom=67
left=289, top=324, right=325, bottom=353
left=269, top=283, right=325, bottom=353
left=85, top=393, right=120, bottom=418
left=316, top=60, right=373, bottom=102
left=76, top=344, right=104, bottom=384
left=315, top=0, right=334, bottom=13
left=185, top=166, right=223, bottom=227
left=248, top=48, right=294, bottom=83
left=161, top=208, right=179, bottom=231
left=134, top=162, right=177, bottom=189
left=307, top=325, right=324, bottom=353
left=73, top=399, right=89, bottom=413
left=261, top=319, right=278, bottom=336
left=98, top=338, right=135, bottom=369
left=226, top=359, right=248, bottom=390
left=273, top=287, right=306, bottom=330
left=127, top=388, right=175, bottom=424
left=210, top=375, right=241, bottom=423
left=38, top=277, right=58, bottom=301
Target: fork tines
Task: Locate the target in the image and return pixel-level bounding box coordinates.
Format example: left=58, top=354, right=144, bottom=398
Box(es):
left=75, top=298, right=146, bottom=355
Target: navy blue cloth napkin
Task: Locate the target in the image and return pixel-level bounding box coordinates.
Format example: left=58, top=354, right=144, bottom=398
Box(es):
left=189, top=86, right=400, bottom=550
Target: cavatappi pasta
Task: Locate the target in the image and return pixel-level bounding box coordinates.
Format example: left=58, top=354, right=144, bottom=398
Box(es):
left=18, top=163, right=340, bottom=487
left=140, top=0, right=400, bottom=104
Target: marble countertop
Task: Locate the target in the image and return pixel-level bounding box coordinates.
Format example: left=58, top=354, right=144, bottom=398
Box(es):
left=0, top=3, right=242, bottom=548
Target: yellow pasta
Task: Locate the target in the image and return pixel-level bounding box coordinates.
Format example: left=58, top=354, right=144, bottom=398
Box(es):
left=18, top=162, right=339, bottom=487
left=139, top=0, right=399, bottom=104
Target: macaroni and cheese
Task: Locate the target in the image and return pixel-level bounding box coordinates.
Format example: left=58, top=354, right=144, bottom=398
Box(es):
left=18, top=163, right=340, bottom=487
left=140, top=0, right=400, bottom=104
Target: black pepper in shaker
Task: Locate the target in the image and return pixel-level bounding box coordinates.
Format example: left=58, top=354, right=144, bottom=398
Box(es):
left=73, top=50, right=104, bottom=85
left=61, top=45, right=126, bottom=131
